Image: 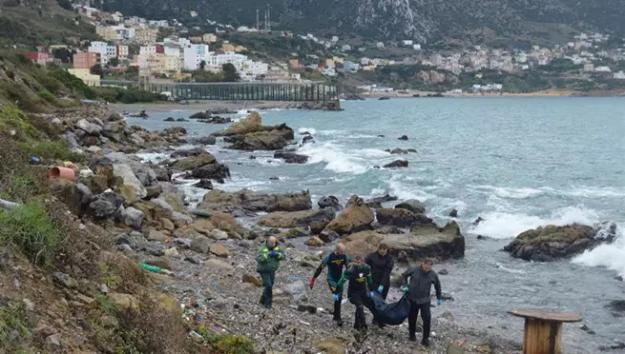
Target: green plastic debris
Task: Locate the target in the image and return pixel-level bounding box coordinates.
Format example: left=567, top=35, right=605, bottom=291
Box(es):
left=139, top=262, right=161, bottom=273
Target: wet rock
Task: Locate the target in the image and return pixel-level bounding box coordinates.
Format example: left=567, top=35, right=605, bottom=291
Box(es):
left=318, top=195, right=342, bottom=211
left=218, top=111, right=262, bottom=136
left=383, top=159, right=409, bottom=168
left=176, top=118, right=188, bottom=122
left=398, top=135, right=409, bottom=140
left=198, top=189, right=312, bottom=214
left=395, top=199, right=426, bottom=214
left=365, top=194, right=398, bottom=208
left=169, top=151, right=216, bottom=171
left=474, top=216, right=484, bottom=225
left=302, top=135, right=314, bottom=144
left=258, top=209, right=335, bottom=234
left=121, top=207, right=144, bottom=230
left=191, top=163, right=230, bottom=182
left=324, top=195, right=374, bottom=235
left=319, top=229, right=340, bottom=243
left=449, top=209, right=459, bottom=218
left=164, top=117, right=175, bottom=122
left=376, top=208, right=433, bottom=228
left=88, top=191, right=123, bottom=219
left=227, top=124, right=294, bottom=151
left=191, top=136, right=217, bottom=145
left=193, top=179, right=214, bottom=190
left=274, top=150, right=309, bottom=164
left=504, top=224, right=616, bottom=261
left=606, top=300, right=625, bottom=316
left=52, top=272, right=78, bottom=289
left=386, top=148, right=417, bottom=154
left=343, top=222, right=465, bottom=260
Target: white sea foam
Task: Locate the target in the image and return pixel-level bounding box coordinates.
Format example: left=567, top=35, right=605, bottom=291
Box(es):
left=472, top=185, right=547, bottom=199
left=574, top=223, right=625, bottom=277
left=387, top=175, right=435, bottom=201
left=298, top=127, right=317, bottom=135
left=136, top=152, right=168, bottom=163
left=297, top=142, right=377, bottom=174
left=564, top=186, right=625, bottom=198
left=469, top=206, right=601, bottom=239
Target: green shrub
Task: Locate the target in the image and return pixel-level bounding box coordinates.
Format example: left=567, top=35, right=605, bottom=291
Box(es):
left=0, top=302, right=31, bottom=351
left=0, top=105, right=41, bottom=141
left=0, top=202, right=62, bottom=266
left=21, top=140, right=84, bottom=162
left=197, top=327, right=254, bottom=354
left=38, top=89, right=58, bottom=104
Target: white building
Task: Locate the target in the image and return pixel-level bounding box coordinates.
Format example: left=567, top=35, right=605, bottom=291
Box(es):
left=183, top=44, right=211, bottom=70
left=88, top=41, right=117, bottom=65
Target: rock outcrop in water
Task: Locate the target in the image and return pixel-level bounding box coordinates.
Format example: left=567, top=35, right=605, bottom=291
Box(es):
left=344, top=222, right=465, bottom=261
left=215, top=112, right=295, bottom=151
left=324, top=195, right=374, bottom=235
left=504, top=223, right=617, bottom=262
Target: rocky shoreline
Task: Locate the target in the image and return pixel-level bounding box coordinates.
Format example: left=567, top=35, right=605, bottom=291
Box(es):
left=39, top=103, right=621, bottom=353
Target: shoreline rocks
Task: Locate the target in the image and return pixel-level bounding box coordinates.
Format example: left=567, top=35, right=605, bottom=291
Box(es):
left=198, top=189, right=312, bottom=215
left=324, top=195, right=374, bottom=235
left=504, top=223, right=616, bottom=261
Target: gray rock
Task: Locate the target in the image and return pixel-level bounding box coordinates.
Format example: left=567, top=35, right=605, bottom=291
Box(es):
left=76, top=118, right=102, bottom=135
left=147, top=229, right=167, bottom=242
left=208, top=229, right=229, bottom=241
left=113, top=163, right=147, bottom=202
left=52, top=272, right=78, bottom=289
left=191, top=237, right=211, bottom=254
left=88, top=192, right=123, bottom=219
left=317, top=195, right=342, bottom=211
left=122, top=207, right=144, bottom=230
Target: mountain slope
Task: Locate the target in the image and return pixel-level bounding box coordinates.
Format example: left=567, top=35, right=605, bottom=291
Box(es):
left=100, top=0, right=625, bottom=45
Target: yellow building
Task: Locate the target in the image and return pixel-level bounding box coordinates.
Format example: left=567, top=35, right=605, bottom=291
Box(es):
left=203, top=33, right=218, bottom=43
left=68, top=69, right=101, bottom=87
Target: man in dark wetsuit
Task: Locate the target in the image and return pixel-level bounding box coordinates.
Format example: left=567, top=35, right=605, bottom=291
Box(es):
left=337, top=255, right=375, bottom=331
left=365, top=243, right=394, bottom=300
left=309, top=243, right=350, bottom=326
left=400, top=259, right=443, bottom=347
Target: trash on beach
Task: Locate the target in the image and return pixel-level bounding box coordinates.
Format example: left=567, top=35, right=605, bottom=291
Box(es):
left=48, top=166, right=76, bottom=181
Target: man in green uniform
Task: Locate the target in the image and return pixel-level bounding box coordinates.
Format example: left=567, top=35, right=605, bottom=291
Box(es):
left=338, top=255, right=375, bottom=331
left=256, top=236, right=285, bottom=309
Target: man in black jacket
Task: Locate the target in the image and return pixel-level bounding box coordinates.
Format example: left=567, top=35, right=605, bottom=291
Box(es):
left=309, top=243, right=350, bottom=326
left=365, top=243, right=394, bottom=300
left=400, top=259, right=443, bottom=347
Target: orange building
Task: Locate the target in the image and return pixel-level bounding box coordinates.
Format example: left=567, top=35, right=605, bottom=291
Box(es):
left=73, top=52, right=100, bottom=69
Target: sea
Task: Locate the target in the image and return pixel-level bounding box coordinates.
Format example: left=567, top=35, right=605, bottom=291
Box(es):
left=127, top=97, right=625, bottom=353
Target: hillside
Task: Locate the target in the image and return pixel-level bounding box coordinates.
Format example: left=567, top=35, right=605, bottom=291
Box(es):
left=0, top=0, right=96, bottom=46
left=100, top=0, right=625, bottom=46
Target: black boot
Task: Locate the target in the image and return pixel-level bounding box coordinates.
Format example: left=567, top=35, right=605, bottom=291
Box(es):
left=421, top=337, right=430, bottom=347
left=409, top=334, right=416, bottom=342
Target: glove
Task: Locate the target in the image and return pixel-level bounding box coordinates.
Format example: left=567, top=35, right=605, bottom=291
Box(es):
left=268, top=250, right=276, bottom=257
left=332, top=294, right=340, bottom=302
left=308, top=277, right=316, bottom=289
left=401, top=286, right=409, bottom=294
left=377, top=285, right=384, bottom=293
left=368, top=291, right=375, bottom=298
left=437, top=299, right=443, bottom=306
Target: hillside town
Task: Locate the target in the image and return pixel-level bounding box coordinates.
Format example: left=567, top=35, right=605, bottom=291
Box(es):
left=20, top=4, right=625, bottom=95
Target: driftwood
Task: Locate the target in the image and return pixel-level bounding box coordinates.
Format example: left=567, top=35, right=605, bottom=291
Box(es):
left=0, top=198, right=18, bottom=211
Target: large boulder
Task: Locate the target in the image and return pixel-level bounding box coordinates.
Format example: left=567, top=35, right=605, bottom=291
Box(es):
left=318, top=195, right=342, bottom=211
left=343, top=222, right=465, bottom=261
left=395, top=200, right=426, bottom=214
left=122, top=207, right=144, bottom=230
left=227, top=125, right=294, bottom=151
left=169, top=152, right=216, bottom=171
left=191, top=163, right=230, bottom=182
left=274, top=150, right=308, bottom=164
left=112, top=163, right=147, bottom=204
left=258, top=209, right=336, bottom=234
left=76, top=118, right=103, bottom=136
left=376, top=208, right=432, bottom=228
left=190, top=210, right=247, bottom=239
left=88, top=191, right=124, bottom=219
left=324, top=195, right=374, bottom=235
left=504, top=224, right=616, bottom=262
left=197, top=189, right=312, bottom=215
left=218, top=111, right=262, bottom=136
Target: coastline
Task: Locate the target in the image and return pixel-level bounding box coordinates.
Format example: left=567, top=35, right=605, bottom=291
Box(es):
left=112, top=100, right=339, bottom=113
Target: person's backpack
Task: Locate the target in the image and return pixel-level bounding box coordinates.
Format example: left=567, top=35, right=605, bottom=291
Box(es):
left=370, top=292, right=411, bottom=325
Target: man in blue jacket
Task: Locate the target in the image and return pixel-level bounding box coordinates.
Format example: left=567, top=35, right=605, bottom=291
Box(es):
left=400, top=259, right=443, bottom=346
left=256, top=236, right=285, bottom=309
left=309, top=242, right=350, bottom=326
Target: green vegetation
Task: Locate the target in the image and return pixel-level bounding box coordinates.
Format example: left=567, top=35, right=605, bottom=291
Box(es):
left=197, top=326, right=255, bottom=354
left=0, top=302, right=31, bottom=352
left=0, top=202, right=63, bottom=266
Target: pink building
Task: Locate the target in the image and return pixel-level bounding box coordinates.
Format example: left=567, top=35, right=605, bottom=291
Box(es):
left=73, top=52, right=100, bottom=69
left=25, top=51, right=51, bottom=65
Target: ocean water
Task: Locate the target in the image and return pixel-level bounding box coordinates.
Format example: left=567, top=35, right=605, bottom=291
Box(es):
left=128, top=97, right=625, bottom=353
